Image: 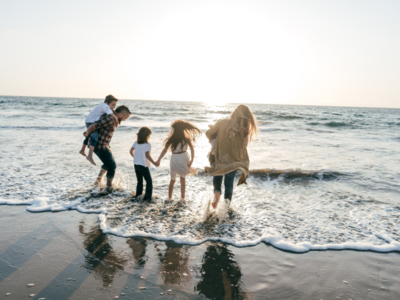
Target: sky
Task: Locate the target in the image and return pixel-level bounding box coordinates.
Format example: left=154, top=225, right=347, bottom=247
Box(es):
left=0, top=0, right=399, bottom=108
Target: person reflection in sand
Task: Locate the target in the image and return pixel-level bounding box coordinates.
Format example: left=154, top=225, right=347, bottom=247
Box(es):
left=159, top=241, right=191, bottom=286
left=126, top=238, right=148, bottom=268
left=78, top=221, right=129, bottom=287
left=196, top=244, right=246, bottom=300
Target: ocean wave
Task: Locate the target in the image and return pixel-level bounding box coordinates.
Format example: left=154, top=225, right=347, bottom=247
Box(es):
left=260, top=128, right=292, bottom=132
left=249, top=168, right=345, bottom=180
left=0, top=125, right=83, bottom=131
left=387, top=122, right=400, bottom=126
left=307, top=121, right=356, bottom=128
left=254, top=111, right=304, bottom=120
left=2, top=187, right=398, bottom=254
left=304, top=128, right=334, bottom=133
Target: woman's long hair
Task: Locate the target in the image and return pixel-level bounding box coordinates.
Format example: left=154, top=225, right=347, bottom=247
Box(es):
left=226, top=104, right=259, bottom=142
left=164, top=120, right=202, bottom=152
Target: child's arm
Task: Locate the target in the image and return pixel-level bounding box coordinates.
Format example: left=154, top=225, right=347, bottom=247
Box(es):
left=111, top=113, right=118, bottom=122
left=188, top=143, right=194, bottom=167
left=84, top=123, right=96, bottom=137
left=156, top=146, right=169, bottom=165
left=129, top=147, right=135, bottom=157
left=145, top=151, right=159, bottom=166
left=103, top=104, right=118, bottom=122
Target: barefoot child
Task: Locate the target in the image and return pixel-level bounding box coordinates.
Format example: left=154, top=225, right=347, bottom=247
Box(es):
left=156, top=120, right=201, bottom=202
left=80, top=95, right=119, bottom=165
left=130, top=127, right=159, bottom=201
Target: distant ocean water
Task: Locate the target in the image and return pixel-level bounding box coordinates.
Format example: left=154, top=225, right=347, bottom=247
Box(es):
left=1, top=95, right=400, bottom=252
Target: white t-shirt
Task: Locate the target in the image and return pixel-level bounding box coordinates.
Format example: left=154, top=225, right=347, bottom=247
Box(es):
left=132, top=141, right=151, bottom=167
left=85, top=102, right=114, bottom=123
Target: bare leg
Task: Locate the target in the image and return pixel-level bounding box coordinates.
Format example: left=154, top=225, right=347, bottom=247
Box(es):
left=93, top=169, right=106, bottom=186
left=180, top=177, right=186, bottom=200
left=86, top=146, right=96, bottom=165
left=168, top=180, right=176, bottom=199
left=79, top=144, right=87, bottom=157
left=106, top=177, right=113, bottom=193
left=212, top=191, right=221, bottom=209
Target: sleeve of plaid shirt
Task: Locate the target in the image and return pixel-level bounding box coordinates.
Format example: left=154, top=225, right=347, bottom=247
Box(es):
left=94, top=113, right=114, bottom=130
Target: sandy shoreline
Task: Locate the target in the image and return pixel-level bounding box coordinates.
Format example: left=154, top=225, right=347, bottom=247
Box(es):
left=0, top=206, right=399, bottom=300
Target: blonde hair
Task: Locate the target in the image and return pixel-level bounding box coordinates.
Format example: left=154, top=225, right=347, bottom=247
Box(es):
left=226, top=105, right=259, bottom=142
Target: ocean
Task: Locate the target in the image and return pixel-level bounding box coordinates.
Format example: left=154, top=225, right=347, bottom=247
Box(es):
left=1, top=96, right=399, bottom=252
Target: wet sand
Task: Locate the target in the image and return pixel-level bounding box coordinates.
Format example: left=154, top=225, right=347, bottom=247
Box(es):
left=1, top=206, right=400, bottom=300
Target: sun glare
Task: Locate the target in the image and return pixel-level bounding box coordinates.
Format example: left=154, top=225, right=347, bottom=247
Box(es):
left=130, top=3, right=306, bottom=104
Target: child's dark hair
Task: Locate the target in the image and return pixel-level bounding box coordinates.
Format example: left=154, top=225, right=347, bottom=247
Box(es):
left=105, top=94, right=119, bottom=104
left=137, top=127, right=152, bottom=144
left=164, top=120, right=202, bottom=152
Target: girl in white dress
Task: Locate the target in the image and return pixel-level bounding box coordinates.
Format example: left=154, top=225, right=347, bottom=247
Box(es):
left=156, top=120, right=201, bottom=202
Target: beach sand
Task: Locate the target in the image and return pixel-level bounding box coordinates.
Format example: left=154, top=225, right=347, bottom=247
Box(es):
left=1, top=206, right=399, bottom=300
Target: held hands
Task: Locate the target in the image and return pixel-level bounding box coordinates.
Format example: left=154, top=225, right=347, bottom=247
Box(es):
left=154, top=159, right=161, bottom=167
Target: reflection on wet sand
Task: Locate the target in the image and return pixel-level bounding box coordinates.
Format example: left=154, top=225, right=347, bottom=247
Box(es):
left=159, top=241, right=191, bottom=286
left=126, top=237, right=147, bottom=267
left=196, top=244, right=246, bottom=300
left=78, top=221, right=128, bottom=287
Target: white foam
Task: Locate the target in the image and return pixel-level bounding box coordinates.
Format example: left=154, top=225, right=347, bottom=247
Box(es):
left=2, top=99, right=400, bottom=253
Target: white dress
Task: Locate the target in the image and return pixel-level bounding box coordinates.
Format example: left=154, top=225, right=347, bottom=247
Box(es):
left=170, top=142, right=198, bottom=180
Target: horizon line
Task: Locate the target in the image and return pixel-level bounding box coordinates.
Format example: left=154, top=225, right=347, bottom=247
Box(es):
left=1, top=94, right=399, bottom=110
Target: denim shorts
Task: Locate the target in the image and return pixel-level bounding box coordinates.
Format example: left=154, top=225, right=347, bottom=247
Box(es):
left=83, top=122, right=98, bottom=147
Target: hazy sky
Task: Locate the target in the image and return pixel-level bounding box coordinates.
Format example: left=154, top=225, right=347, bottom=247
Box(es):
left=1, top=0, right=399, bottom=107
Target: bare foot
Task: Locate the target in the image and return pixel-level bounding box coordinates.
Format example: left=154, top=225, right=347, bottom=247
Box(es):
left=86, top=156, right=96, bottom=165
left=106, top=186, right=114, bottom=193
left=79, top=150, right=87, bottom=157
left=211, top=199, right=219, bottom=209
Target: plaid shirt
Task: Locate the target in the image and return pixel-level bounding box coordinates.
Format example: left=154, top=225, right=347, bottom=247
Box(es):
left=94, top=113, right=118, bottom=151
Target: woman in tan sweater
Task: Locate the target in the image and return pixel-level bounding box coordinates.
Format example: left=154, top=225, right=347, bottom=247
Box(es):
left=205, top=105, right=258, bottom=209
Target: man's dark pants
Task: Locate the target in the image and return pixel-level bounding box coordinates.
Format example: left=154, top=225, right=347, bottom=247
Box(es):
left=94, top=150, right=116, bottom=178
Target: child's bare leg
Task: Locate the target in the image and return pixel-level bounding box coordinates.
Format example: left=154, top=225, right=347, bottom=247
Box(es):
left=93, top=169, right=106, bottom=186
left=180, top=177, right=186, bottom=200
left=86, top=146, right=96, bottom=165
left=212, top=191, right=221, bottom=209
left=79, top=144, right=87, bottom=157
left=168, top=180, right=175, bottom=199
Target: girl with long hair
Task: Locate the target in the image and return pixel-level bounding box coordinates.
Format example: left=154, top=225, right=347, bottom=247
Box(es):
left=205, top=104, right=258, bottom=209
left=156, top=120, right=202, bottom=202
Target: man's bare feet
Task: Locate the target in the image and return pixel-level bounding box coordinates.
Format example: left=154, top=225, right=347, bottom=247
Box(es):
left=86, top=156, right=96, bottom=165
left=79, top=150, right=87, bottom=157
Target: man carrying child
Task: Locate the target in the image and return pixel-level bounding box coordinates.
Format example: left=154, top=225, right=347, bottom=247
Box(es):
left=84, top=105, right=131, bottom=192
